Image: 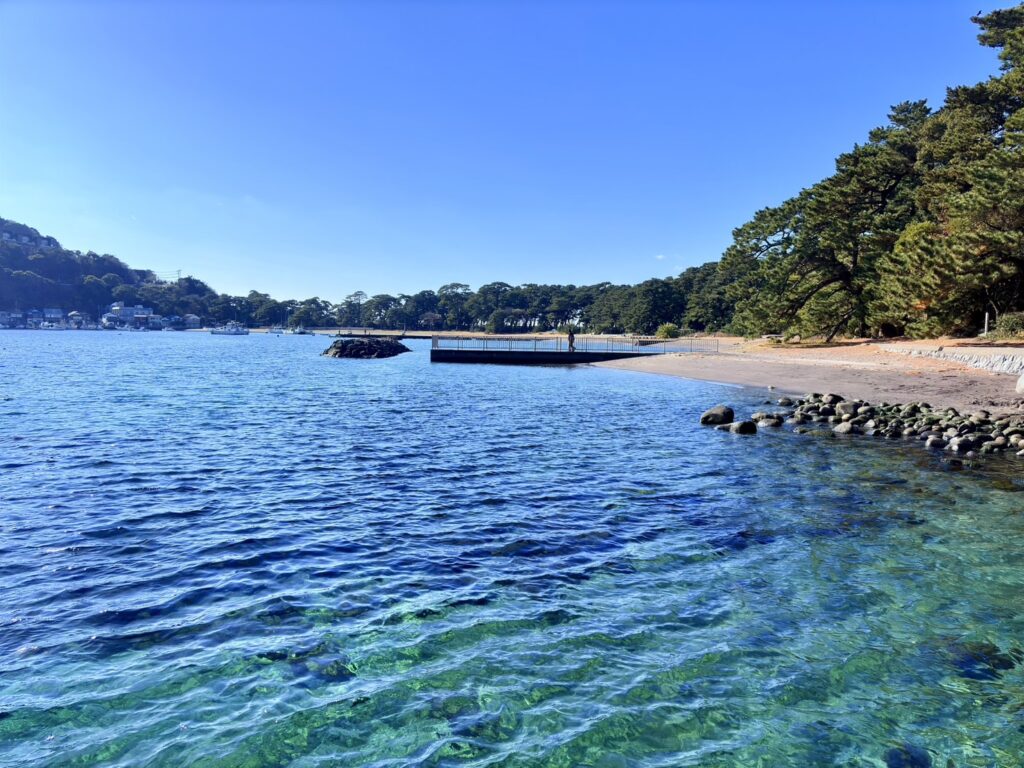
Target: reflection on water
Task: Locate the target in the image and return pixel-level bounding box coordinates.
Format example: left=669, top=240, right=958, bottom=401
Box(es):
left=1, top=331, right=1022, bottom=767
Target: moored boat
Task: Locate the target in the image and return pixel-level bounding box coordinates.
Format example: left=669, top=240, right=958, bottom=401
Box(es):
left=210, top=322, right=250, bottom=335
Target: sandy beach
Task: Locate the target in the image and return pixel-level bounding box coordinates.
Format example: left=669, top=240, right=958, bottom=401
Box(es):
left=599, top=338, right=1024, bottom=413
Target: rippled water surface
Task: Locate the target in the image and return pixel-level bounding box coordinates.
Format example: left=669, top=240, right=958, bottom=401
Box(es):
left=2, top=331, right=1024, bottom=767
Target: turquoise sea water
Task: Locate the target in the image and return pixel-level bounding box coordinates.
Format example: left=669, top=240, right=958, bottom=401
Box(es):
left=1, top=331, right=1022, bottom=767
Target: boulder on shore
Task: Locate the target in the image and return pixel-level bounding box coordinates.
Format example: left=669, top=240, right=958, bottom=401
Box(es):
left=322, top=338, right=411, bottom=359
left=729, top=420, right=757, bottom=435
left=700, top=405, right=734, bottom=425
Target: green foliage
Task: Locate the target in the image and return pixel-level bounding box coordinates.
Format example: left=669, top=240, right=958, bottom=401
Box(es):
left=655, top=323, right=681, bottom=339
left=0, top=222, right=220, bottom=322
left=719, top=5, right=1024, bottom=339
left=995, top=311, right=1024, bottom=336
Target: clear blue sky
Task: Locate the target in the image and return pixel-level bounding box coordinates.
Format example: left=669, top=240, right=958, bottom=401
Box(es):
left=0, top=0, right=1007, bottom=300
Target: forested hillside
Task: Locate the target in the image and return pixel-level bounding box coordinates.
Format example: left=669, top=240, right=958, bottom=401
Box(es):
left=3, top=5, right=1021, bottom=336
left=0, top=220, right=221, bottom=322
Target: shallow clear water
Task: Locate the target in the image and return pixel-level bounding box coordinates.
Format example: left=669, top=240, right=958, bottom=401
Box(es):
left=1, top=331, right=1023, bottom=768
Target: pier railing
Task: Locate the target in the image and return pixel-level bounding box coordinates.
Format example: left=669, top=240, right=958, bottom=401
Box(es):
left=430, top=335, right=719, bottom=354
left=669, top=336, right=719, bottom=354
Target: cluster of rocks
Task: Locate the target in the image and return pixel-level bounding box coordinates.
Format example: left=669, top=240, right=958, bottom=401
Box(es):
left=701, top=393, right=1024, bottom=462
left=322, top=337, right=410, bottom=359
left=699, top=405, right=761, bottom=434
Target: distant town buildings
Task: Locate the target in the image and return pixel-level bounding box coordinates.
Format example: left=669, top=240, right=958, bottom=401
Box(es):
left=0, top=303, right=200, bottom=330
left=0, top=308, right=70, bottom=329
left=3, top=227, right=208, bottom=331
left=0, top=229, right=58, bottom=248
left=107, top=302, right=153, bottom=326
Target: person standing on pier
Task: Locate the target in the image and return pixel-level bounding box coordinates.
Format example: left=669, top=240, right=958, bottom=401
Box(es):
left=567, top=328, right=576, bottom=352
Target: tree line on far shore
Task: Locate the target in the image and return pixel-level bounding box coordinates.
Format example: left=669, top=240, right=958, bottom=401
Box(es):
left=2, top=6, right=1022, bottom=338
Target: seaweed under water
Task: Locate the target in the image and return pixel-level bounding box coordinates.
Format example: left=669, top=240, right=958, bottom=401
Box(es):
left=1, top=332, right=1022, bottom=767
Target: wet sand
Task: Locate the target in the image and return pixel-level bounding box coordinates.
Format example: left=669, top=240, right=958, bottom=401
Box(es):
left=598, top=338, right=1024, bottom=413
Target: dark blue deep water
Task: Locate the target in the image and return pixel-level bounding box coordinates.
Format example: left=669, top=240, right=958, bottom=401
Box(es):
left=1, top=332, right=1023, bottom=767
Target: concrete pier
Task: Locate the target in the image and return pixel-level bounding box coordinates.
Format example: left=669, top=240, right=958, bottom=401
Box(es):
left=430, top=335, right=718, bottom=365
left=430, top=348, right=657, bottom=364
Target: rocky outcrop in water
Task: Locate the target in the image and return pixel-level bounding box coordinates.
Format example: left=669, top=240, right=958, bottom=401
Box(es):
left=712, top=419, right=758, bottom=434
left=729, top=420, right=757, bottom=435
left=322, top=338, right=410, bottom=359
left=752, top=411, right=783, bottom=428
left=700, top=405, right=734, bottom=425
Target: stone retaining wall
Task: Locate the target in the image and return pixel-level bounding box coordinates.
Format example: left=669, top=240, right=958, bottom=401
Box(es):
left=881, top=346, right=1024, bottom=375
